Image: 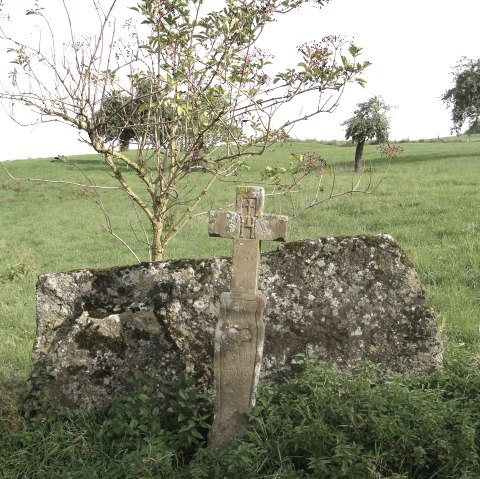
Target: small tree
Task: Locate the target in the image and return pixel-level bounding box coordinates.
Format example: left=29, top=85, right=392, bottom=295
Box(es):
left=1, top=0, right=371, bottom=261
left=342, top=96, right=391, bottom=172
left=442, top=57, right=480, bottom=134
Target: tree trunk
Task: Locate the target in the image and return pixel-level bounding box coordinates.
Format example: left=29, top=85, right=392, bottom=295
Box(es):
left=150, top=194, right=171, bottom=262
left=151, top=220, right=165, bottom=262
left=354, top=139, right=365, bottom=172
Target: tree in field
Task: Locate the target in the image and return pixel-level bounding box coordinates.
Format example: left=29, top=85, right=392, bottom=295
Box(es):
left=96, top=80, right=174, bottom=152
left=442, top=57, right=480, bottom=134
left=96, top=90, right=142, bottom=152
left=97, top=79, right=242, bottom=154
left=0, top=0, right=371, bottom=261
left=464, top=119, right=480, bottom=136
left=342, top=96, right=391, bottom=172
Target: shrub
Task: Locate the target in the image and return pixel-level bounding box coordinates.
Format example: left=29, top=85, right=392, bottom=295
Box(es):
left=1, top=351, right=480, bottom=478
left=185, top=354, right=480, bottom=478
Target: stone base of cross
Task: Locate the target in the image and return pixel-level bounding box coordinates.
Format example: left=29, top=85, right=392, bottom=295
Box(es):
left=208, top=186, right=288, bottom=447
left=209, top=291, right=266, bottom=446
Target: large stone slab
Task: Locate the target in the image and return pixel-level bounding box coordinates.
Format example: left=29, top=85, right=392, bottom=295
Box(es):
left=32, top=235, right=442, bottom=411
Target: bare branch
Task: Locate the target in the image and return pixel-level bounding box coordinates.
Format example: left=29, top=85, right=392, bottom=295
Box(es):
left=0, top=160, right=120, bottom=190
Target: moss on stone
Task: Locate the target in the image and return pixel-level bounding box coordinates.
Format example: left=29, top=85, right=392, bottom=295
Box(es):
left=129, top=328, right=152, bottom=341
left=65, top=365, right=88, bottom=376
left=74, top=328, right=127, bottom=357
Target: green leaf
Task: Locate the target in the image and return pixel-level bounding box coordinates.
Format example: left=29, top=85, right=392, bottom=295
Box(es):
left=355, top=78, right=367, bottom=88
left=348, top=43, right=361, bottom=57
left=191, top=429, right=204, bottom=440
left=178, top=413, right=187, bottom=422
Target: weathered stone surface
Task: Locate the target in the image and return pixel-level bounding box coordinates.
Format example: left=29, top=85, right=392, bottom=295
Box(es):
left=208, top=186, right=286, bottom=446
left=32, top=235, right=443, bottom=411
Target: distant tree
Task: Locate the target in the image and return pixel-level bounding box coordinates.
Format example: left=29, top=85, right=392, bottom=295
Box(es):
left=96, top=81, right=172, bottom=153
left=97, top=80, right=244, bottom=159
left=464, top=119, right=480, bottom=136
left=342, top=96, right=391, bottom=172
left=96, top=91, right=139, bottom=151
left=442, top=57, right=480, bottom=134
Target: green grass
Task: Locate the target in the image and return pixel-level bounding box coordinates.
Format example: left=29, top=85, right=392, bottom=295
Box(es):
left=1, top=139, right=480, bottom=477
left=1, top=140, right=480, bottom=376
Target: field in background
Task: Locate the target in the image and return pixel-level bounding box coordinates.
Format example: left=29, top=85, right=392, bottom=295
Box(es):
left=0, top=139, right=479, bottom=378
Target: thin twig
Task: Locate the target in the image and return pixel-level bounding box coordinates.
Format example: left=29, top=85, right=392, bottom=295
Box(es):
left=0, top=161, right=120, bottom=190
left=100, top=225, right=141, bottom=263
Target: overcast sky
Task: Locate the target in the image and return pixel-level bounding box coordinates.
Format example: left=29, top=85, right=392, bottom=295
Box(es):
left=1, top=0, right=479, bottom=161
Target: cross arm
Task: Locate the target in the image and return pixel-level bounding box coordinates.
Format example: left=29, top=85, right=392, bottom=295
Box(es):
left=209, top=211, right=241, bottom=238
left=255, top=213, right=288, bottom=241
left=208, top=210, right=288, bottom=242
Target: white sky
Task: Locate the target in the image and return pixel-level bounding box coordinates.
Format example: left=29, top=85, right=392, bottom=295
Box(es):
left=0, top=0, right=479, bottom=161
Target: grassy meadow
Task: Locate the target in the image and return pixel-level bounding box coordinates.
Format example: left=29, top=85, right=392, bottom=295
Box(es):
left=1, top=138, right=480, bottom=477
left=1, top=138, right=479, bottom=378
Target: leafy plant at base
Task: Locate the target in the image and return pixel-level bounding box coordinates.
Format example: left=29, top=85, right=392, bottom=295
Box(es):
left=164, top=373, right=212, bottom=456
left=2, top=350, right=480, bottom=478
left=185, top=354, right=480, bottom=478
left=98, top=371, right=212, bottom=465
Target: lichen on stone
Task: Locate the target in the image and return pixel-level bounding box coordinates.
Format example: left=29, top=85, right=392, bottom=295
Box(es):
left=32, top=235, right=442, bottom=411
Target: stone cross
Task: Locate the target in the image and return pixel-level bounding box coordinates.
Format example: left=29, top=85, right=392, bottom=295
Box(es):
left=207, top=186, right=288, bottom=447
